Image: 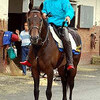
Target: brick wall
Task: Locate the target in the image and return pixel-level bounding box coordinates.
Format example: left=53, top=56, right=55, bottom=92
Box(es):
left=77, top=26, right=100, bottom=64
left=0, top=30, right=4, bottom=73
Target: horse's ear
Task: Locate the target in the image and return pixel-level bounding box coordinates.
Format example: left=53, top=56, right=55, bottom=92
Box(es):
left=39, top=3, right=43, bottom=12
left=29, top=0, right=34, bottom=11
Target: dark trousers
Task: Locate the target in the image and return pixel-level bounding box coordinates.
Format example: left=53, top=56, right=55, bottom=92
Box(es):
left=21, top=46, right=29, bottom=75
left=60, top=27, right=73, bottom=66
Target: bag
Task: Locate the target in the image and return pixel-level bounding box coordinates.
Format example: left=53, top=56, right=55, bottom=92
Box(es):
left=7, top=46, right=17, bottom=60
left=13, top=46, right=17, bottom=57
left=11, top=33, right=19, bottom=42
left=3, top=31, right=12, bottom=45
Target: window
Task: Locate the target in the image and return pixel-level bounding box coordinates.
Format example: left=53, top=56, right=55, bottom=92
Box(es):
left=78, top=5, right=94, bottom=28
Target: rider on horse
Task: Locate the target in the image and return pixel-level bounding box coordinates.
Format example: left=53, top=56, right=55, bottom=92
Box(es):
left=21, top=0, right=74, bottom=70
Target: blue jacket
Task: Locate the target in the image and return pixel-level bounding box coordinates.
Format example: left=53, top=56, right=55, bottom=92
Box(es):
left=3, top=31, right=12, bottom=45
left=42, top=0, right=74, bottom=26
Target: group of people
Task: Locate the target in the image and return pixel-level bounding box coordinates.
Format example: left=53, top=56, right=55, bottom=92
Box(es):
left=19, top=0, right=75, bottom=75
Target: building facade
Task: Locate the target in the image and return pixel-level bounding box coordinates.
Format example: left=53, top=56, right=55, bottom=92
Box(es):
left=75, top=0, right=100, bottom=64
left=0, top=0, right=100, bottom=64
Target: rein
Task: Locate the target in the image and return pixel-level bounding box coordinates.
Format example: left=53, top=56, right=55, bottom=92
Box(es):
left=41, top=26, right=50, bottom=45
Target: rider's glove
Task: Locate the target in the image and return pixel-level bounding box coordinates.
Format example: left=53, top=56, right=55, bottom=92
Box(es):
left=65, top=16, right=71, bottom=25
left=42, top=13, right=47, bottom=19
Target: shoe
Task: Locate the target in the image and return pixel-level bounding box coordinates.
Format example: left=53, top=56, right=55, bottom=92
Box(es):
left=67, top=65, right=75, bottom=71
left=22, top=73, right=26, bottom=76
left=20, top=61, right=31, bottom=67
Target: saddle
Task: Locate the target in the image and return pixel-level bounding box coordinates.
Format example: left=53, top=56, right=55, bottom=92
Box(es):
left=49, top=24, right=81, bottom=55
left=50, top=23, right=62, bottom=38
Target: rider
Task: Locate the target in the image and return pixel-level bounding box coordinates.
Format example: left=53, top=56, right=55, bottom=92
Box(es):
left=42, top=0, right=74, bottom=70
left=21, top=0, right=74, bottom=70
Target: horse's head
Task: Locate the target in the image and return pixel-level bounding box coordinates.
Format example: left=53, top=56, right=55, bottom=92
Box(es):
left=27, top=2, right=46, bottom=45
left=27, top=9, right=43, bottom=45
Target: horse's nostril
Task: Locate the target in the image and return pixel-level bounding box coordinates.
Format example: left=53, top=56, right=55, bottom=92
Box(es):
left=36, top=36, right=39, bottom=39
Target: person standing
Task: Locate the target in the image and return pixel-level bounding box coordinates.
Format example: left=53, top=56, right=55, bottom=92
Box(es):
left=16, top=22, right=31, bottom=75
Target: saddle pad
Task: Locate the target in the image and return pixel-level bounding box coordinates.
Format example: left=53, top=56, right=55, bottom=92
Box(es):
left=49, top=25, right=77, bottom=50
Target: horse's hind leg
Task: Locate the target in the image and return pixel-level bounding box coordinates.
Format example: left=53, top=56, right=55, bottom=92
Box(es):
left=58, top=66, right=68, bottom=100
left=46, top=69, right=53, bottom=100
left=68, top=54, right=81, bottom=100
left=61, top=76, right=67, bottom=100
left=68, top=76, right=74, bottom=100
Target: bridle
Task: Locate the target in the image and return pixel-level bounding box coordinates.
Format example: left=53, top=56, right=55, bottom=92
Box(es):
left=28, top=10, right=43, bottom=38
left=28, top=9, right=49, bottom=46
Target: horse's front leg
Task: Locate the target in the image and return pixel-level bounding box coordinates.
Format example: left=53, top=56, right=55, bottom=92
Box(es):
left=46, top=69, right=54, bottom=100
left=32, top=68, right=40, bottom=100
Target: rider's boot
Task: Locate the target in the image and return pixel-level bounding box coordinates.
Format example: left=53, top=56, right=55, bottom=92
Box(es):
left=61, top=27, right=74, bottom=71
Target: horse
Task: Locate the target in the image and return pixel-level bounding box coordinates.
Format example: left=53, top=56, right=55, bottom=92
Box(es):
left=27, top=3, right=81, bottom=100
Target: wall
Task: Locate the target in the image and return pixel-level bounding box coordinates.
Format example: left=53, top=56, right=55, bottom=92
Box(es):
left=34, top=0, right=43, bottom=7
left=23, top=0, right=30, bottom=12
left=95, top=0, right=100, bottom=26
left=0, top=0, right=8, bottom=31
left=78, top=26, right=100, bottom=64
left=9, top=0, right=30, bottom=13
left=76, top=0, right=100, bottom=64
left=77, top=0, right=100, bottom=26
left=9, top=0, right=23, bottom=13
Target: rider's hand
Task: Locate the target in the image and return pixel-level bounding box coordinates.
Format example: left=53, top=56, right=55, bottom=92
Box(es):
left=42, top=13, right=47, bottom=19
left=65, top=16, right=71, bottom=25
left=15, top=29, right=21, bottom=41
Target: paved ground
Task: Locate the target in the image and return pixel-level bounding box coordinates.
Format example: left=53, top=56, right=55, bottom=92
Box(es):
left=0, top=64, right=100, bottom=100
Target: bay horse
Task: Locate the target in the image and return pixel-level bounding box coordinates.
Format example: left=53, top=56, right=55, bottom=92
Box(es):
left=27, top=3, right=81, bottom=100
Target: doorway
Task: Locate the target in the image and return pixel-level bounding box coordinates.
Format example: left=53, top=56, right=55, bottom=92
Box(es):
left=8, top=0, right=27, bottom=59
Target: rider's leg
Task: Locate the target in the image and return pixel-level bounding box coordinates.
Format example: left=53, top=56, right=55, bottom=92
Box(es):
left=61, top=27, right=74, bottom=70
left=21, top=46, right=30, bottom=75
